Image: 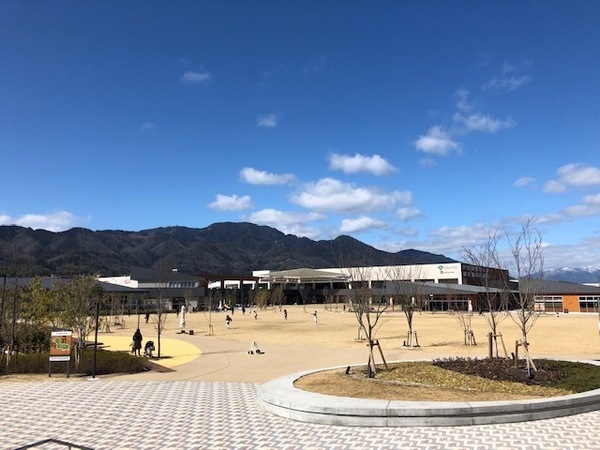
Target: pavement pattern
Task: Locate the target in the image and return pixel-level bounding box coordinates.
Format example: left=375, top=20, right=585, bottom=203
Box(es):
left=2, top=380, right=600, bottom=450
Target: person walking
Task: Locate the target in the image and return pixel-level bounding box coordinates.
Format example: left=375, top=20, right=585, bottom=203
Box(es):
left=132, top=328, right=143, bottom=356
left=225, top=314, right=232, bottom=329
left=284, top=309, right=288, bottom=320
left=312, top=310, right=318, bottom=325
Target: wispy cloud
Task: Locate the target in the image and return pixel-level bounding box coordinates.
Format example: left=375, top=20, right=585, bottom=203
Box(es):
left=513, top=177, right=536, bottom=188
left=482, top=75, right=532, bottom=93
left=180, top=70, right=211, bottom=85
left=208, top=194, right=252, bottom=211
left=303, top=56, right=325, bottom=73
left=140, top=122, right=156, bottom=130
left=414, top=126, right=461, bottom=156
left=453, top=113, right=515, bottom=133
left=455, top=88, right=475, bottom=112
left=239, top=167, right=296, bottom=185
left=328, top=153, right=397, bottom=176
left=397, top=207, right=423, bottom=222
left=0, top=211, right=89, bottom=232
left=416, top=81, right=519, bottom=159
left=290, top=178, right=411, bottom=214
left=256, top=113, right=280, bottom=128
left=339, top=216, right=388, bottom=233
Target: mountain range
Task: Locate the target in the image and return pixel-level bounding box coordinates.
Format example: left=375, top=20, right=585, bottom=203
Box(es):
left=2, top=222, right=597, bottom=283
left=542, top=266, right=600, bottom=284
left=0, top=222, right=456, bottom=277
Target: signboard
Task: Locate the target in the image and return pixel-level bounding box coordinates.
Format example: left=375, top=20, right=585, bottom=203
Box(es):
left=50, top=330, right=72, bottom=362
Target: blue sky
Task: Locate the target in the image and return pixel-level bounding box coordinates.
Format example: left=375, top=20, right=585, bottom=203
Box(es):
left=1, top=1, right=600, bottom=270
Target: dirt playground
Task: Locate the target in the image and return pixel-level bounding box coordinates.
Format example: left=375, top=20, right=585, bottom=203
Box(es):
left=91, top=305, right=600, bottom=384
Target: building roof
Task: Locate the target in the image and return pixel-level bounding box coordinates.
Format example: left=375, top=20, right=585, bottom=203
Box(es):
left=521, top=278, right=600, bottom=295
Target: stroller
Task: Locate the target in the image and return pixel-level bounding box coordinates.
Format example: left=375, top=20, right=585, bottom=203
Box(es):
left=144, top=341, right=155, bottom=358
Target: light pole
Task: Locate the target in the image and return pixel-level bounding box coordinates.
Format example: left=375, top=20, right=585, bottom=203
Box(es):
left=92, top=301, right=99, bottom=379
left=136, top=298, right=140, bottom=329
left=0, top=273, right=6, bottom=332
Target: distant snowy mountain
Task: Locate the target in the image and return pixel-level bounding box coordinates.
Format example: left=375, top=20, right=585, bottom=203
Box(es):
left=543, top=266, right=600, bottom=284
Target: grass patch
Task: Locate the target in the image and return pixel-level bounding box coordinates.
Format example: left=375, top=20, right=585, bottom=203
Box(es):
left=295, top=358, right=600, bottom=402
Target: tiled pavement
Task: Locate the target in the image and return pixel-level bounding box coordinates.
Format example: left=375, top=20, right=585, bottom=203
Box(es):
left=2, top=380, right=600, bottom=450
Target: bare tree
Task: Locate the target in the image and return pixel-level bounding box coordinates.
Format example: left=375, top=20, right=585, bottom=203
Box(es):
left=506, top=218, right=544, bottom=349
left=346, top=266, right=388, bottom=378
left=455, top=309, right=476, bottom=346
left=270, top=285, right=285, bottom=311
left=254, top=289, right=270, bottom=309
left=203, top=292, right=215, bottom=336
left=386, top=265, right=427, bottom=348
left=150, top=263, right=172, bottom=358
left=461, top=230, right=509, bottom=357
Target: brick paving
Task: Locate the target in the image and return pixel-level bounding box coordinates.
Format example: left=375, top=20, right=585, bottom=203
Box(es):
left=2, top=380, right=600, bottom=450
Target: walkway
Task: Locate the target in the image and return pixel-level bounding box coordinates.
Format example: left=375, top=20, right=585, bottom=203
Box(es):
left=2, top=379, right=600, bottom=450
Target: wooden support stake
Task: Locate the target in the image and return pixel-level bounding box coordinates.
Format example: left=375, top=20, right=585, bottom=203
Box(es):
left=498, top=333, right=508, bottom=358
left=519, top=340, right=537, bottom=372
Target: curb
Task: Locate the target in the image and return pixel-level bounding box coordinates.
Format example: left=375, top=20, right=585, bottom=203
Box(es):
left=257, top=362, right=600, bottom=427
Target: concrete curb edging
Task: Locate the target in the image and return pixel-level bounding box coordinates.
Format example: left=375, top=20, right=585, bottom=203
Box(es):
left=257, top=364, right=600, bottom=427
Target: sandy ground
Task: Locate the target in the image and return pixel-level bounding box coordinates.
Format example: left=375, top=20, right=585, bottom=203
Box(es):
left=79, top=305, right=600, bottom=384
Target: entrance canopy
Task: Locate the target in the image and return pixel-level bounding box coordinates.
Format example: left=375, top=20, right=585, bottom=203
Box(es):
left=259, top=268, right=349, bottom=284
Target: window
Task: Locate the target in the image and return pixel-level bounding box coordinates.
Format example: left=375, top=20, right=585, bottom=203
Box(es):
left=579, top=296, right=599, bottom=313
left=535, top=295, right=563, bottom=312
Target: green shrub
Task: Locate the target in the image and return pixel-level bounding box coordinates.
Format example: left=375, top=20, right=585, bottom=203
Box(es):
left=0, top=323, right=51, bottom=354
left=0, top=349, right=149, bottom=376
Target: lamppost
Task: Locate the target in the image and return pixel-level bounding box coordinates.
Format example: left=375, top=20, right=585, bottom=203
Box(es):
left=92, top=300, right=100, bottom=379
left=136, top=298, right=140, bottom=329
left=0, top=272, right=6, bottom=332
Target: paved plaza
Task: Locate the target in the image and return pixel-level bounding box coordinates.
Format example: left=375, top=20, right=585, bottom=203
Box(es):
left=2, top=379, right=600, bottom=450
left=2, top=308, right=600, bottom=449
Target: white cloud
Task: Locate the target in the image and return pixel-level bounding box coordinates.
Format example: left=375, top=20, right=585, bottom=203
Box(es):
left=339, top=216, right=388, bottom=233
left=453, top=113, right=515, bottom=133
left=543, top=235, right=600, bottom=269
left=248, top=208, right=324, bottom=239
left=582, top=193, right=600, bottom=204
left=513, top=177, right=535, bottom=188
left=414, top=126, right=461, bottom=156
left=397, top=207, right=423, bottom=222
left=239, top=167, right=296, bottom=185
left=208, top=194, right=252, bottom=211
left=482, top=75, right=532, bottom=92
left=544, top=163, right=600, bottom=193
left=556, top=163, right=600, bottom=187
left=257, top=113, right=280, bottom=128
left=562, top=194, right=600, bottom=218
left=328, top=153, right=397, bottom=176
left=290, top=178, right=412, bottom=214
left=0, top=211, right=88, bottom=232
left=543, top=180, right=566, bottom=193
left=402, top=223, right=494, bottom=256
left=180, top=70, right=211, bottom=85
